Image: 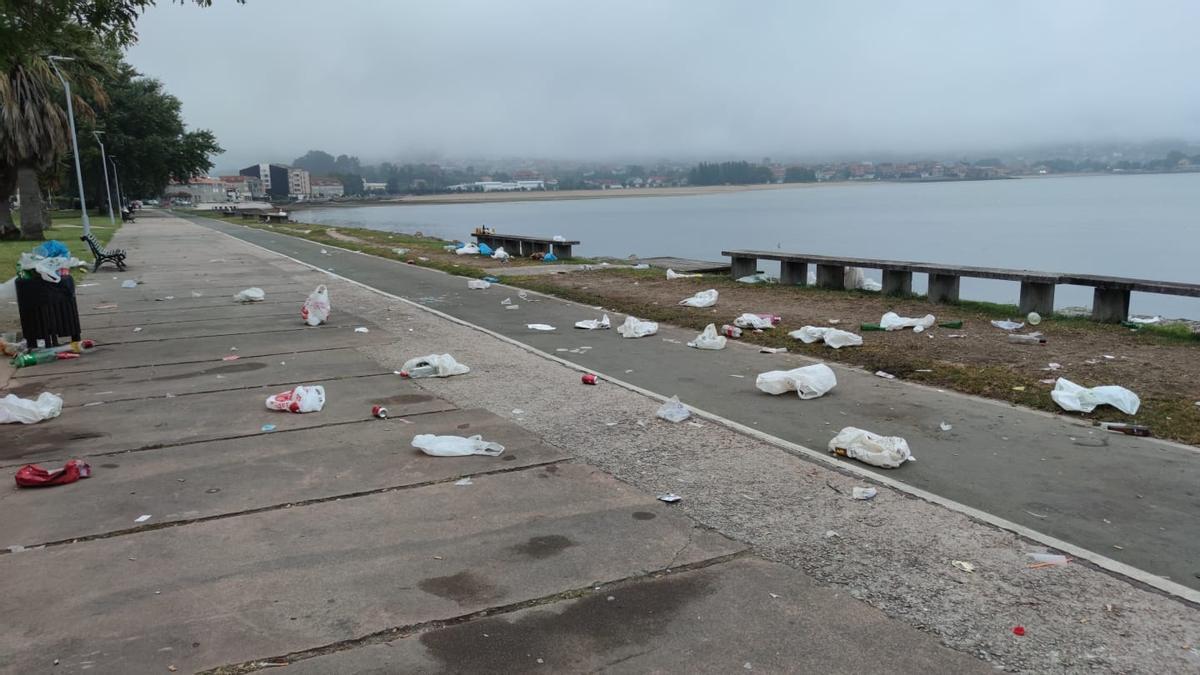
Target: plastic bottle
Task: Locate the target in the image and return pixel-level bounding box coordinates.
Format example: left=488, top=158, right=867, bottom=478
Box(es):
left=34, top=340, right=95, bottom=356
left=12, top=351, right=59, bottom=368
left=721, top=324, right=743, bottom=338
left=1007, top=334, right=1046, bottom=345
left=400, top=363, right=438, bottom=378
left=938, top=321, right=963, bottom=329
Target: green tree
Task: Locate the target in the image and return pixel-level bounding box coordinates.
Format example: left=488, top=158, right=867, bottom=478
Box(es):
left=783, top=166, right=816, bottom=183
left=293, top=150, right=336, bottom=175
left=333, top=154, right=361, bottom=175
left=340, top=174, right=365, bottom=196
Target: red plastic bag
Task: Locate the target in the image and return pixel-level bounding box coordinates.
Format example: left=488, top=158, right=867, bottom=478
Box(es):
left=14, top=459, right=91, bottom=488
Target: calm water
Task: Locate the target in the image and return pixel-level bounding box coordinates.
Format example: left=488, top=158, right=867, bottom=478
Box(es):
left=297, top=173, right=1200, bottom=318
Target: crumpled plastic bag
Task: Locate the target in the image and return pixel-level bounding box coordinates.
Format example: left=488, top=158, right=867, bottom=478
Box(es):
left=880, top=311, right=935, bottom=332
left=15, top=459, right=91, bottom=487
left=400, top=354, right=471, bottom=378
left=455, top=244, right=480, bottom=255
left=478, top=242, right=494, bottom=256
left=734, top=313, right=775, bottom=329
left=617, top=316, right=658, bottom=338
left=737, top=273, right=775, bottom=284
left=844, top=267, right=882, bottom=291
left=656, top=395, right=691, bottom=423
left=679, top=289, right=719, bottom=308
left=301, top=285, right=331, bottom=326
left=33, top=240, right=70, bottom=258
left=789, top=326, right=863, bottom=348
left=991, top=319, right=1025, bottom=331
left=756, top=364, right=837, bottom=399
left=412, top=434, right=505, bottom=457
left=574, top=314, right=611, bottom=330
left=491, top=247, right=510, bottom=260
left=543, top=252, right=558, bottom=262
left=265, top=385, right=326, bottom=413
left=233, top=287, right=265, bottom=303
left=687, top=323, right=727, bottom=350
left=666, top=268, right=701, bottom=279
left=1051, top=378, right=1140, bottom=415
left=467, top=279, right=491, bottom=290
left=0, top=392, right=64, bottom=424
left=20, top=251, right=83, bottom=283
left=828, top=426, right=914, bottom=468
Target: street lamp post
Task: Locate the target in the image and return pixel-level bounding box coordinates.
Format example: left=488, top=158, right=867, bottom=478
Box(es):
left=48, top=55, right=91, bottom=237
left=93, top=131, right=115, bottom=225
left=109, top=156, right=124, bottom=214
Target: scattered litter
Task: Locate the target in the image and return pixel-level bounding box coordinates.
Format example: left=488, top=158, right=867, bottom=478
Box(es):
left=1026, top=552, right=1070, bottom=567
left=662, top=338, right=682, bottom=344
left=733, top=313, right=777, bottom=329
left=666, top=268, right=701, bottom=279
left=656, top=395, right=691, bottom=423
left=687, top=324, right=727, bottom=350
left=1008, top=333, right=1046, bottom=344
left=581, top=373, right=598, bottom=385
left=261, top=424, right=276, bottom=432
left=354, top=327, right=369, bottom=333
left=517, top=290, right=540, bottom=302
left=616, top=316, right=658, bottom=338
left=915, top=368, right=932, bottom=373
left=512, top=409, right=525, bottom=415
left=120, top=279, right=138, bottom=288
left=874, top=370, right=896, bottom=380
left=952, top=560, right=975, bottom=573
left=1012, top=385, right=1026, bottom=391
left=526, top=323, right=556, bottom=331
left=657, top=493, right=682, bottom=503
left=0, top=392, right=64, bottom=424
left=759, top=346, right=787, bottom=354
left=1099, top=422, right=1151, bottom=437
left=412, top=434, right=505, bottom=457
left=191, top=291, right=203, bottom=297
left=756, top=364, right=837, bottom=399
left=574, top=314, right=611, bottom=330
left=721, top=324, right=743, bottom=338
left=851, top=487, right=878, bottom=500
left=1027, top=312, right=1042, bottom=325
left=505, top=305, right=519, bottom=310
left=991, top=319, right=1024, bottom=331
left=829, top=427, right=914, bottom=468
left=222, top=355, right=240, bottom=361
left=939, top=422, right=952, bottom=431
left=1040, top=379, right=1056, bottom=384
left=1102, top=354, right=1115, bottom=360
left=371, top=405, right=389, bottom=419
left=729, top=374, right=745, bottom=378
left=1051, top=378, right=1140, bottom=414
left=14, top=459, right=91, bottom=487
left=132, top=327, right=143, bottom=333
left=233, top=287, right=265, bottom=303
left=265, top=385, right=326, bottom=413
left=134, top=514, right=152, bottom=523
left=632, top=263, right=650, bottom=270
left=491, top=247, right=510, bottom=261
left=501, top=297, right=512, bottom=305
left=392, top=248, right=409, bottom=256
left=678, top=289, right=719, bottom=308
left=1012, top=626, right=1025, bottom=637
left=320, top=249, right=330, bottom=255
left=92, top=303, right=118, bottom=310
left=1127, top=315, right=1162, bottom=324
left=467, top=279, right=491, bottom=290
left=823, top=531, right=839, bottom=539
left=454, top=478, right=473, bottom=486
left=1046, top=362, right=1062, bottom=370
left=1024, top=510, right=1049, bottom=519
left=789, top=326, right=863, bottom=348
left=946, top=334, right=964, bottom=338
left=880, top=312, right=935, bottom=332
left=736, top=273, right=775, bottom=284
left=301, top=285, right=331, bottom=326
left=418, top=256, right=430, bottom=261
left=399, top=354, right=470, bottom=378
left=1112, top=544, right=1124, bottom=550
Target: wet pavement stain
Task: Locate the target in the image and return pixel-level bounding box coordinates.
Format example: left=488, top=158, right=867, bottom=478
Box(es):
left=418, top=573, right=713, bottom=671
left=418, top=571, right=505, bottom=606
left=632, top=511, right=657, bottom=520
left=507, top=535, right=576, bottom=560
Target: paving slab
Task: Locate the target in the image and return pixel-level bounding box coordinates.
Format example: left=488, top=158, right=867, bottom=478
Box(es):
left=83, top=313, right=379, bottom=346
left=286, top=557, right=988, bottom=675
left=0, top=408, right=568, bottom=546
left=10, top=324, right=395, bottom=375
left=0, top=463, right=740, bottom=675
left=0, top=373, right=455, bottom=463
left=79, top=303, right=297, bottom=329
left=5, top=347, right=386, bottom=406
left=77, top=291, right=309, bottom=315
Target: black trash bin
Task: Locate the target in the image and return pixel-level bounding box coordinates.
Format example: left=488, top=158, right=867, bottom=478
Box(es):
left=15, top=274, right=82, bottom=348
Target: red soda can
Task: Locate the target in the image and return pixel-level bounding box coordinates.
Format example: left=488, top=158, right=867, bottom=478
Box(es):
left=371, top=405, right=388, bottom=418
left=581, top=373, right=598, bottom=385
left=721, top=324, right=743, bottom=338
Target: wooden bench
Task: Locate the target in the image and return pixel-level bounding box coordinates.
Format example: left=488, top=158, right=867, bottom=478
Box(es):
left=81, top=232, right=126, bottom=272
left=720, top=249, right=1200, bottom=322
left=474, top=232, right=580, bottom=259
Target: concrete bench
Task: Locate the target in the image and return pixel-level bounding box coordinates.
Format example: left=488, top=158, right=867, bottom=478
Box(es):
left=474, top=232, right=580, bottom=259
left=1060, top=274, right=1200, bottom=322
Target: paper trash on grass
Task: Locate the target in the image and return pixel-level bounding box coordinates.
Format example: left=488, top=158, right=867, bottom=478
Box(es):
left=467, top=279, right=491, bottom=290
left=687, top=324, right=727, bottom=350
left=412, top=434, right=505, bottom=457
left=400, top=354, right=470, bottom=378
left=789, top=326, right=863, bottom=348
left=829, top=427, right=914, bottom=468
left=736, top=273, right=775, bottom=284
left=574, top=314, right=611, bottom=330
left=666, top=269, right=701, bottom=279
left=1050, top=378, right=1140, bottom=415
left=656, top=395, right=691, bottom=423
left=759, top=346, right=787, bottom=354
left=733, top=313, right=774, bottom=329
left=991, top=319, right=1025, bottom=331
left=527, top=323, right=556, bottom=331
left=617, top=316, right=658, bottom=338
left=678, top=289, right=719, bottom=308
left=233, top=287, right=265, bottom=303
left=756, top=364, right=837, bottom=399
left=879, top=312, right=935, bottom=332
left=0, top=392, right=64, bottom=424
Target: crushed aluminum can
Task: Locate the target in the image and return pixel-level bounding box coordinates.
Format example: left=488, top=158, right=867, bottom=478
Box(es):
left=581, top=373, right=598, bottom=385
left=371, top=405, right=388, bottom=419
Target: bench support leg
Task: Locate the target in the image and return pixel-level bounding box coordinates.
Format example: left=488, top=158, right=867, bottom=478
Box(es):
left=730, top=256, right=758, bottom=279
left=882, top=270, right=912, bottom=296
left=779, top=261, right=808, bottom=286
left=927, top=273, right=960, bottom=303
left=815, top=264, right=845, bottom=290
left=1091, top=288, right=1130, bottom=323
left=551, top=244, right=573, bottom=259
left=1018, top=282, right=1056, bottom=316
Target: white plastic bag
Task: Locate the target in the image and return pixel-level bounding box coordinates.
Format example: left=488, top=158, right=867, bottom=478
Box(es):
left=233, top=287, right=265, bottom=303
left=828, top=427, right=914, bottom=468
left=0, top=392, right=63, bottom=424
left=666, top=268, right=701, bottom=280
left=756, top=364, right=837, bottom=399
left=526, top=323, right=556, bottom=331
left=455, top=244, right=480, bottom=255
left=400, top=354, right=470, bottom=378
left=412, top=434, right=505, bottom=457
left=574, top=314, right=611, bottom=330
left=687, top=323, right=727, bottom=350
left=990, top=319, right=1025, bottom=331
left=491, top=247, right=510, bottom=260
left=789, top=326, right=863, bottom=348
left=879, top=311, right=935, bottom=332
left=679, top=289, right=719, bottom=308
left=733, top=313, right=774, bottom=329
left=617, top=316, right=658, bottom=338
left=1050, top=378, right=1140, bottom=415
left=737, top=273, right=775, bottom=284
left=265, top=385, right=326, bottom=413
left=656, top=395, right=691, bottom=423
left=467, top=279, right=491, bottom=290
left=301, top=285, right=330, bottom=326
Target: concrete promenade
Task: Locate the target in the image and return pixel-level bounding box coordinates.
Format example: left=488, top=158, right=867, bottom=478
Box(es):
left=0, top=213, right=994, bottom=673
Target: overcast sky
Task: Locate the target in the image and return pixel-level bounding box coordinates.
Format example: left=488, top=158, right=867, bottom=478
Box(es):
left=126, top=0, right=1200, bottom=169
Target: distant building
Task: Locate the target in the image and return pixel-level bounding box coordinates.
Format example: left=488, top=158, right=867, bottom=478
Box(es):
left=219, top=175, right=263, bottom=201
left=166, top=176, right=225, bottom=203
left=240, top=163, right=290, bottom=198
left=288, top=168, right=311, bottom=198
left=310, top=177, right=344, bottom=199
left=363, top=181, right=388, bottom=193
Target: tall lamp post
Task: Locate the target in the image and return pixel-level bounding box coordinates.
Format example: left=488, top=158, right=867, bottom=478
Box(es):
left=47, top=55, right=91, bottom=237
left=109, top=156, right=124, bottom=214
left=93, top=131, right=115, bottom=225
